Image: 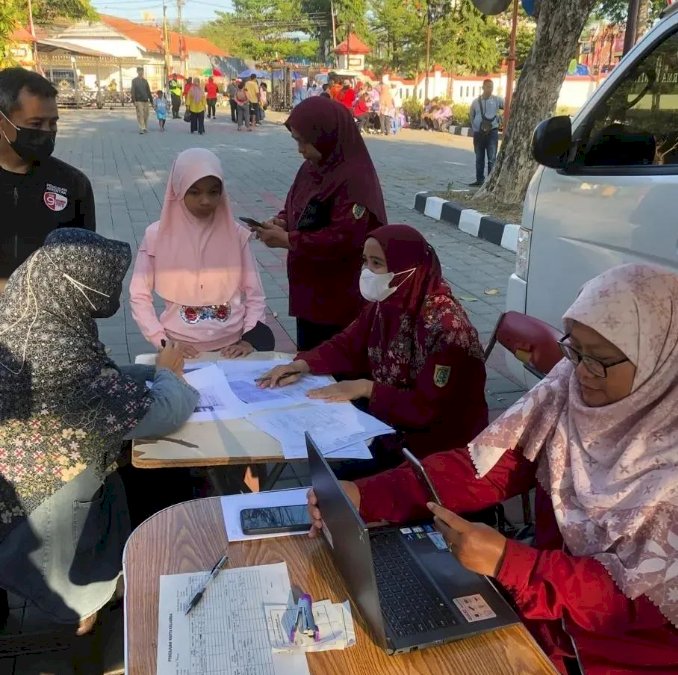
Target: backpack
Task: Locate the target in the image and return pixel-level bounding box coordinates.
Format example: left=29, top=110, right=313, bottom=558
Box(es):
left=478, top=96, right=496, bottom=134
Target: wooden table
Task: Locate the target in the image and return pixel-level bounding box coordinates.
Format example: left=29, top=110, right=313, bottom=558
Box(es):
left=132, top=351, right=294, bottom=470
left=123, top=498, right=557, bottom=675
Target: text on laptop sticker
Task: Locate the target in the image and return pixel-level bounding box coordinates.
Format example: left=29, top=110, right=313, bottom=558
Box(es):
left=453, top=594, right=497, bottom=623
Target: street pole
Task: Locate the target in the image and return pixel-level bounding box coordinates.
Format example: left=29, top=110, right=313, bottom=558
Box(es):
left=162, top=0, right=170, bottom=86
left=503, top=0, right=519, bottom=127
left=27, top=0, right=40, bottom=72
left=623, top=0, right=641, bottom=55
left=330, top=0, right=337, bottom=63
left=424, top=15, right=431, bottom=102
left=177, top=0, right=185, bottom=76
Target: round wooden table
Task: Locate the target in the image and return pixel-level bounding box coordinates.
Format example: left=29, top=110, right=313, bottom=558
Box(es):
left=123, top=497, right=557, bottom=674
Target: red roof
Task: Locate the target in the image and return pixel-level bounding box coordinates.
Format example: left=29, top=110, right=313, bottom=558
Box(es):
left=100, top=15, right=226, bottom=57
left=11, top=28, right=35, bottom=43
left=334, top=33, right=370, bottom=55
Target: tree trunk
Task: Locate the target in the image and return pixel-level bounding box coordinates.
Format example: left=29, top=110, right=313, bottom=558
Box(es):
left=474, top=0, right=598, bottom=206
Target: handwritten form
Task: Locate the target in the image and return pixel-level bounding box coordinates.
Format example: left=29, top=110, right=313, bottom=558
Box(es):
left=156, top=562, right=309, bottom=675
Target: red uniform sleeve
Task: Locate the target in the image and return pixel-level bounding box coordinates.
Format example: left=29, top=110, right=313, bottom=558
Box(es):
left=296, top=311, right=371, bottom=378
left=357, top=447, right=537, bottom=523
left=497, top=540, right=670, bottom=633
left=287, top=184, right=374, bottom=262
left=368, top=344, right=482, bottom=431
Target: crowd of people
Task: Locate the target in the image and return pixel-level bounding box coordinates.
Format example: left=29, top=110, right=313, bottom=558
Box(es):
left=0, top=66, right=676, bottom=674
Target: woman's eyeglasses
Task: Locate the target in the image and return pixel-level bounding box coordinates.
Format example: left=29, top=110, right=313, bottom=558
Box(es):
left=558, top=334, right=629, bottom=378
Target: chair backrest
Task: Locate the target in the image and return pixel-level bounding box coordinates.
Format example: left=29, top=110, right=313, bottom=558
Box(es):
left=485, top=311, right=563, bottom=379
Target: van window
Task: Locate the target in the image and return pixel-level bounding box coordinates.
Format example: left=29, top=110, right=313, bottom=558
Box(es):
left=577, top=30, right=678, bottom=168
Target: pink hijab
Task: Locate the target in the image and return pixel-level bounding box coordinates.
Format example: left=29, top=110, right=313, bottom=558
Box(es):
left=470, top=264, right=678, bottom=628
left=145, top=148, right=251, bottom=306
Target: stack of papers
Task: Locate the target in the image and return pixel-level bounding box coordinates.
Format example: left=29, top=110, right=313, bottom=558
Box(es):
left=266, top=600, right=356, bottom=653
left=248, top=402, right=394, bottom=460
left=180, top=360, right=395, bottom=460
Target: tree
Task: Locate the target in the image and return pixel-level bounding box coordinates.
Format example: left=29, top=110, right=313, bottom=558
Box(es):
left=592, top=0, right=664, bottom=25
left=474, top=0, right=599, bottom=206
left=199, top=0, right=320, bottom=61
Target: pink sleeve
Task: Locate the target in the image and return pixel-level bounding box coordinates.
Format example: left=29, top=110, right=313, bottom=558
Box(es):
left=240, top=240, right=267, bottom=333
left=129, top=239, right=167, bottom=349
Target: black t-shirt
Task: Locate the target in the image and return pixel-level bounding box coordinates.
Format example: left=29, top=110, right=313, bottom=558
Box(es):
left=0, top=156, right=96, bottom=277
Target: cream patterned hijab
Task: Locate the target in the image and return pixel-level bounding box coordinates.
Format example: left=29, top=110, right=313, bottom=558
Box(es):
left=470, top=264, right=678, bottom=627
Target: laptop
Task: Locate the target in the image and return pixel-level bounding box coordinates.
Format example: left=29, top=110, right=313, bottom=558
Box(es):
left=306, top=432, right=519, bottom=655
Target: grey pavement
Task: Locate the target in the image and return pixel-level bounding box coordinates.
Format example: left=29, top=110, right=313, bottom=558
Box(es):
left=0, top=109, right=526, bottom=674
left=56, top=107, right=522, bottom=409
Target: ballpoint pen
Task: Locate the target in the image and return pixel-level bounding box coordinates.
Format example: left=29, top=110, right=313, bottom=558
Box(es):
left=185, top=553, right=229, bottom=616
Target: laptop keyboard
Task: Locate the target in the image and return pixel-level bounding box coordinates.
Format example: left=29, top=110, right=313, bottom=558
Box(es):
left=370, top=530, right=458, bottom=637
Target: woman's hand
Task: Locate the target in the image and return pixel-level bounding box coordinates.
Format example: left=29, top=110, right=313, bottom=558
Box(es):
left=256, top=219, right=290, bottom=249
left=307, top=482, right=361, bottom=538
left=428, top=503, right=507, bottom=577
left=221, top=340, right=254, bottom=359
left=156, top=341, right=185, bottom=377
left=307, top=379, right=373, bottom=402
left=257, top=360, right=310, bottom=388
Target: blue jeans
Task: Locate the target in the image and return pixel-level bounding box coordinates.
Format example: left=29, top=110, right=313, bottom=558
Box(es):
left=473, top=129, right=499, bottom=183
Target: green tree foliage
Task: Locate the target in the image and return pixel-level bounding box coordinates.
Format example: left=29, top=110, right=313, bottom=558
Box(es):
left=592, top=0, right=665, bottom=24
left=199, top=0, right=321, bottom=61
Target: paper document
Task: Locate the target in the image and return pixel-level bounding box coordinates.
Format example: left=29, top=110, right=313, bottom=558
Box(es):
left=156, top=561, right=309, bottom=675
left=220, top=488, right=310, bottom=542
left=248, top=403, right=394, bottom=460
left=182, top=365, right=248, bottom=422
left=220, top=361, right=336, bottom=411
left=266, top=599, right=356, bottom=653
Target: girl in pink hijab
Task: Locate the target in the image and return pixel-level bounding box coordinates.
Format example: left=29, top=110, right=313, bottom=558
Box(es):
left=130, top=148, right=267, bottom=358
left=307, top=263, right=678, bottom=674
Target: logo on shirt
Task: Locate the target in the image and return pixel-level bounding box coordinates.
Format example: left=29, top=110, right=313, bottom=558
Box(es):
left=433, top=364, right=451, bottom=388
left=43, top=190, right=68, bottom=212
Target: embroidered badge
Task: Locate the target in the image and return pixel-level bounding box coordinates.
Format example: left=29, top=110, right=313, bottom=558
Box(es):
left=43, top=191, right=68, bottom=212
left=352, top=204, right=366, bottom=220
left=433, top=365, right=451, bottom=388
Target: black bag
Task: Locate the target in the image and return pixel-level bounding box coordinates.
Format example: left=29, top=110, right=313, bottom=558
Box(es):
left=296, top=198, right=333, bottom=232
left=183, top=109, right=191, bottom=122
left=478, top=96, right=496, bottom=134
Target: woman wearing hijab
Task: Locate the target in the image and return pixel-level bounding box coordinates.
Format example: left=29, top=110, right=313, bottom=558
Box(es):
left=256, top=96, right=388, bottom=350
left=379, top=83, right=395, bottom=136
left=186, top=77, right=206, bottom=134
left=307, top=263, right=678, bottom=674
left=0, top=228, right=198, bottom=634
left=130, top=148, right=268, bottom=358
left=260, top=225, right=488, bottom=472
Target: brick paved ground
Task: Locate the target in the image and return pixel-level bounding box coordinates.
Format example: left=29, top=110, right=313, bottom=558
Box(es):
left=0, top=107, right=525, bottom=674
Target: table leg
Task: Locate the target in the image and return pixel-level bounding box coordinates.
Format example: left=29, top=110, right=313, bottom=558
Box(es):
left=260, top=462, right=288, bottom=491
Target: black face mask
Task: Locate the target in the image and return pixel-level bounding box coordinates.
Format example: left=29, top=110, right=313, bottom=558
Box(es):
left=1, top=112, right=56, bottom=162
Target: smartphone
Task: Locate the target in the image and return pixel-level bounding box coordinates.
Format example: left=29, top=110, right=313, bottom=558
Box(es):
left=239, top=216, right=263, bottom=228
left=401, top=448, right=443, bottom=506
left=240, top=505, right=311, bottom=535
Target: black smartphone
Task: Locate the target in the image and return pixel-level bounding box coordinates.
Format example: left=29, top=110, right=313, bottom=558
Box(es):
left=240, top=505, right=311, bottom=535
left=401, top=448, right=443, bottom=506
left=239, top=216, right=263, bottom=228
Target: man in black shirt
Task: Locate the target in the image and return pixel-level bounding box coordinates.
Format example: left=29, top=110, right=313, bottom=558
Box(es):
left=130, top=67, right=153, bottom=134
left=0, top=68, right=95, bottom=290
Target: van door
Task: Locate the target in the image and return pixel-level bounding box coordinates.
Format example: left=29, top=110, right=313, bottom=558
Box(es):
left=526, top=27, right=678, bottom=328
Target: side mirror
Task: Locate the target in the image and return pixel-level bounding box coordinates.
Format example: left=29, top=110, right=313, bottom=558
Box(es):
left=532, top=116, right=572, bottom=169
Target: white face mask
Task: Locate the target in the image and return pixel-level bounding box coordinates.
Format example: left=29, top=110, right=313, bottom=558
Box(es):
left=359, top=267, right=415, bottom=303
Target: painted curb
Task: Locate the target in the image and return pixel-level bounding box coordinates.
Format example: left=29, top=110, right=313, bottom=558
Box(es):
left=448, top=126, right=474, bottom=138
left=413, top=191, right=520, bottom=253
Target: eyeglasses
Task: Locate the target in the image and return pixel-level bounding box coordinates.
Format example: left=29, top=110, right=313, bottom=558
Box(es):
left=558, top=334, right=629, bottom=378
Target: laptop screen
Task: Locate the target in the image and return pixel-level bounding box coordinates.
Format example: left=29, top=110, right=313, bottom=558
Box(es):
left=306, top=432, right=388, bottom=649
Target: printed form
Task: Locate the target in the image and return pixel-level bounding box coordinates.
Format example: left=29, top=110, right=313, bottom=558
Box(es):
left=156, top=561, right=309, bottom=675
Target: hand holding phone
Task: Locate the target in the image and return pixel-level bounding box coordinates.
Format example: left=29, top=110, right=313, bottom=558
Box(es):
left=239, top=216, right=263, bottom=229
left=401, top=448, right=443, bottom=506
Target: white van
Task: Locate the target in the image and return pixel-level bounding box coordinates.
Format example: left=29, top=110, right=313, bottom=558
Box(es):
left=506, top=2, right=678, bottom=384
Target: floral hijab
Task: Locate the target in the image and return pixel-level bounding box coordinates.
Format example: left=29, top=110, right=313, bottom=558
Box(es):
left=0, top=229, right=151, bottom=538
left=470, top=264, right=678, bottom=628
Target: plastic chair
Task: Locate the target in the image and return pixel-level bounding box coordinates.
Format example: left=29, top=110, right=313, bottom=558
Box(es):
left=484, top=311, right=563, bottom=530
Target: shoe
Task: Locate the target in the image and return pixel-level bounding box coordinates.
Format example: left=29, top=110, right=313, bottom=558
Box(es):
left=468, top=181, right=483, bottom=187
